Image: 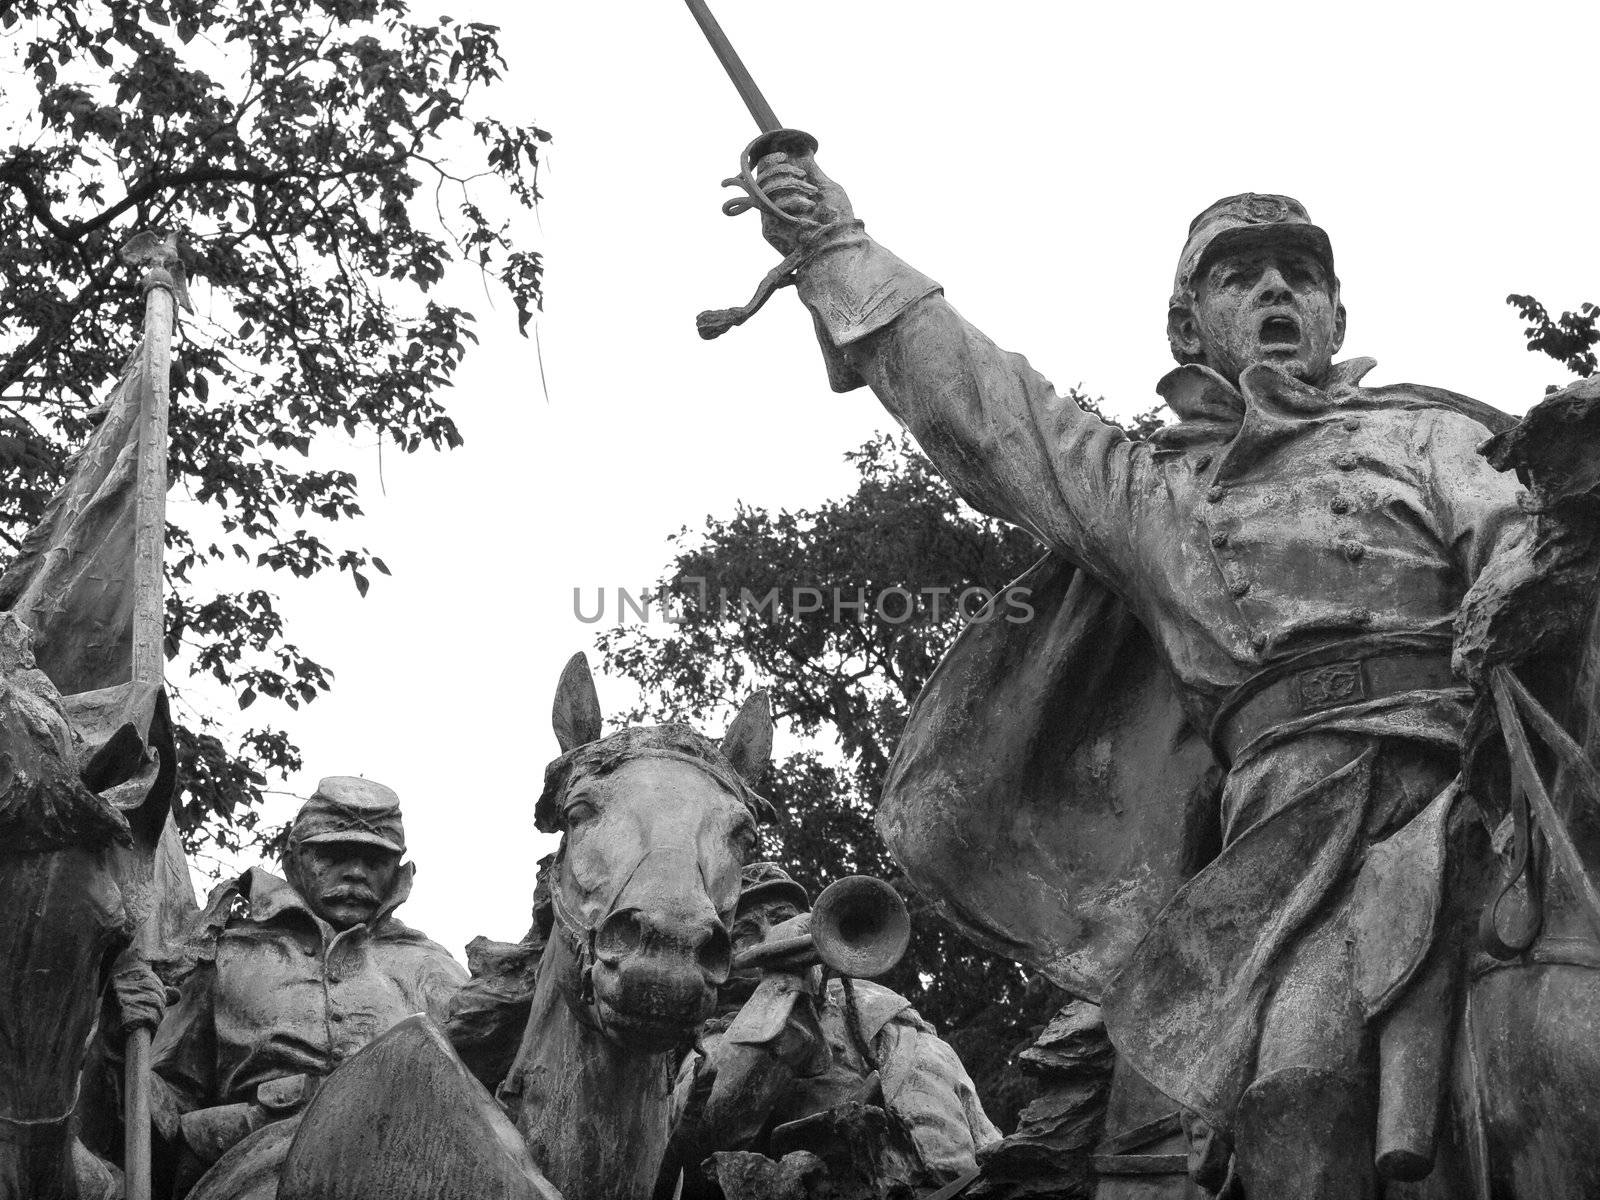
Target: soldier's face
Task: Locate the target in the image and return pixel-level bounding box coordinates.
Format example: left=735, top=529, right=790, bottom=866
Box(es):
left=724, top=897, right=804, bottom=995
left=1188, top=248, right=1345, bottom=385
left=287, top=841, right=402, bottom=929
left=731, top=897, right=802, bottom=957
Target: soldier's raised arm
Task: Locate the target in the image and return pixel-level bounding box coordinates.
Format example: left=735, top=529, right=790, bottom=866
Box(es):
left=753, top=152, right=1142, bottom=586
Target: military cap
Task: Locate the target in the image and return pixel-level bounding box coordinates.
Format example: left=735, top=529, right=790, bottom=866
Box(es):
left=738, top=862, right=811, bottom=914
left=290, top=776, right=406, bottom=854
left=1173, top=193, right=1335, bottom=299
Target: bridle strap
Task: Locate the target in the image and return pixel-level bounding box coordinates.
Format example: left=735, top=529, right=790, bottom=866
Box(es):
left=548, top=842, right=715, bottom=1030
left=544, top=747, right=747, bottom=1030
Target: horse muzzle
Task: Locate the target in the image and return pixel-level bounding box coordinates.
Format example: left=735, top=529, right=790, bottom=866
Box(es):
left=589, top=906, right=731, bottom=1048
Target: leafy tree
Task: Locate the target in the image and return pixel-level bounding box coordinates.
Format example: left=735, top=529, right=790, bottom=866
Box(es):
left=1508, top=294, right=1598, bottom=381
left=0, top=0, right=546, bottom=849
left=597, top=399, right=1163, bottom=1129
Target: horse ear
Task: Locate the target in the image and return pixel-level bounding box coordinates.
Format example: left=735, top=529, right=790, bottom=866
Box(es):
left=721, top=690, right=773, bottom=784
left=552, top=652, right=604, bottom=753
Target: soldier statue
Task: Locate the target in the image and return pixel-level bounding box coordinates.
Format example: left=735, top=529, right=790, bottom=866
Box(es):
left=664, top=863, right=999, bottom=1195
left=115, top=776, right=467, bottom=1197
left=736, top=155, right=1531, bottom=1198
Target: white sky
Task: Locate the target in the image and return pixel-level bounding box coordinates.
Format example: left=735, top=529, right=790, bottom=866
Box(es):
left=183, top=0, right=1600, bottom=959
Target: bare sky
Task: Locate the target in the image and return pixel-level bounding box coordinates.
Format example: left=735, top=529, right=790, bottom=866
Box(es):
left=188, top=0, right=1599, bottom=958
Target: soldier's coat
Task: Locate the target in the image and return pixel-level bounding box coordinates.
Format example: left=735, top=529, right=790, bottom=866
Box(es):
left=150, top=867, right=466, bottom=1192
left=673, top=978, right=1000, bottom=1179
left=793, top=226, right=1529, bottom=1124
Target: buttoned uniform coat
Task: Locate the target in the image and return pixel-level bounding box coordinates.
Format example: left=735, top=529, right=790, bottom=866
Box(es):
left=787, top=223, right=1530, bottom=1126
left=150, top=866, right=468, bottom=1188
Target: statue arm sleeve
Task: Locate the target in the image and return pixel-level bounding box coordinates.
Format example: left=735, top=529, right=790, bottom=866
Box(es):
left=794, top=225, right=1140, bottom=580
left=414, top=949, right=472, bottom=1025
left=148, top=964, right=219, bottom=1138
left=442, top=975, right=534, bottom=1090
left=697, top=1040, right=799, bottom=1150
left=875, top=1020, right=1003, bottom=1178
left=1424, top=411, right=1532, bottom=583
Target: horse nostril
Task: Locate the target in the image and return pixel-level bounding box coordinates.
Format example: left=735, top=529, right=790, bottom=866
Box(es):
left=698, top=924, right=732, bottom=984
left=594, top=908, right=645, bottom=963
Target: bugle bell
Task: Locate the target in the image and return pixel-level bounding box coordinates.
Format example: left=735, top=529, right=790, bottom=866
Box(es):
left=733, top=875, right=911, bottom=979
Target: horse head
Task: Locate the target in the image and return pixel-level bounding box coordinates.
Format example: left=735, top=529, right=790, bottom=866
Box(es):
left=536, top=653, right=770, bottom=1051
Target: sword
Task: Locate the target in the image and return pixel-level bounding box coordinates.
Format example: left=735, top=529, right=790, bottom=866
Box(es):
left=682, top=0, right=824, bottom=339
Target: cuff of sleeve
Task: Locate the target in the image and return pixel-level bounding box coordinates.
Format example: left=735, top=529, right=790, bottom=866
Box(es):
left=795, top=221, right=942, bottom=351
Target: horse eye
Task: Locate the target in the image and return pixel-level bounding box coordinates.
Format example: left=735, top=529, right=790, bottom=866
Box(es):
left=564, top=799, right=598, bottom=828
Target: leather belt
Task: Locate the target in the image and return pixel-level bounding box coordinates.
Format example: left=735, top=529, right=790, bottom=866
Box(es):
left=1213, top=649, right=1460, bottom=764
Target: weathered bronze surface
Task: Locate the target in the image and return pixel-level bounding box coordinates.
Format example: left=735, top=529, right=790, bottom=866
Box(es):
left=0, top=618, right=138, bottom=1200
left=0, top=231, right=189, bottom=1200
left=145, top=781, right=467, bottom=1199
left=726, top=143, right=1595, bottom=1198
left=277, top=1016, right=560, bottom=1200
left=663, top=863, right=1000, bottom=1198
left=473, top=653, right=775, bottom=1200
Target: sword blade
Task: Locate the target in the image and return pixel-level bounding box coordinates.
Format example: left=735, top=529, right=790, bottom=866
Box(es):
left=682, top=0, right=783, bottom=133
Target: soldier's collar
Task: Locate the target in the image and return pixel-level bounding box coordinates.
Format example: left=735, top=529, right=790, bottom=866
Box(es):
left=1157, top=357, right=1377, bottom=423
left=240, top=863, right=416, bottom=931
left=1149, top=358, right=1378, bottom=453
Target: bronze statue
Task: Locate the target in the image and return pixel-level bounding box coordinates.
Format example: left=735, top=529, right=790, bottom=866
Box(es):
left=728, top=148, right=1540, bottom=1196
left=662, top=863, right=999, bottom=1197
left=417, top=652, right=775, bottom=1200
left=113, top=776, right=469, bottom=1198
left=0, top=614, right=163, bottom=1200
left=0, top=232, right=192, bottom=1200
left=265, top=653, right=779, bottom=1199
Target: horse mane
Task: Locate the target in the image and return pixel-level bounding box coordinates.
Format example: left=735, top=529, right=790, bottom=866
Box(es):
left=534, top=722, right=768, bottom=836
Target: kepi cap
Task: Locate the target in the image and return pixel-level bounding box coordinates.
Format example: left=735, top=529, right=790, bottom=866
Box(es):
left=291, top=776, right=405, bottom=854
left=738, top=862, right=810, bottom=914
left=1173, top=193, right=1335, bottom=300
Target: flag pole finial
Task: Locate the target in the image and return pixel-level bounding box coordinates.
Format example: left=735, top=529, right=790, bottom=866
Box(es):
left=119, top=230, right=193, bottom=314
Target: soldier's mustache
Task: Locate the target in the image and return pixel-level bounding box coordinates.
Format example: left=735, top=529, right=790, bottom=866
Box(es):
left=323, top=885, right=378, bottom=903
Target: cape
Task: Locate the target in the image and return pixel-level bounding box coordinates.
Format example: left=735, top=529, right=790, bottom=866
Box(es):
left=878, top=554, right=1222, bottom=1002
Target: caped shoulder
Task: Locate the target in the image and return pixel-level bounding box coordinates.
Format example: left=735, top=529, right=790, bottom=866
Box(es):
left=825, top=977, right=922, bottom=1041
left=1359, top=380, right=1517, bottom=436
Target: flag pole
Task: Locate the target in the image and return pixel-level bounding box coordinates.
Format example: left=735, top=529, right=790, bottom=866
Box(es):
left=117, top=229, right=188, bottom=1200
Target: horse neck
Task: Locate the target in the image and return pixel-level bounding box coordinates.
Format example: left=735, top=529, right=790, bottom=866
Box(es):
left=0, top=846, right=121, bottom=1200
left=513, top=933, right=678, bottom=1200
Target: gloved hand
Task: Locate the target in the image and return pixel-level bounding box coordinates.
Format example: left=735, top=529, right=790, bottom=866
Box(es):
left=752, top=151, right=855, bottom=256
left=110, top=954, right=172, bottom=1038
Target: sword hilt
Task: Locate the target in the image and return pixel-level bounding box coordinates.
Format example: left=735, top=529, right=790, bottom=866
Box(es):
left=720, top=128, right=822, bottom=227
left=697, top=128, right=822, bottom=340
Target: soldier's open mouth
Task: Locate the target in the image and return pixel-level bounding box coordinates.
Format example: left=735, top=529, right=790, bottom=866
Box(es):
left=1259, top=315, right=1300, bottom=346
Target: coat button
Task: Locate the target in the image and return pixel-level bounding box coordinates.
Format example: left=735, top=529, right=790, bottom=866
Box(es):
left=1335, top=452, right=1357, bottom=471
left=1229, top=580, right=1251, bottom=598
left=1343, top=541, right=1366, bottom=561
left=1208, top=486, right=1226, bottom=503
left=1211, top=530, right=1230, bottom=548
left=1330, top=496, right=1351, bottom=514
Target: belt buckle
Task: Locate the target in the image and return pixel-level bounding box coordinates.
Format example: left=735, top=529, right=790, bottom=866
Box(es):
left=1295, top=660, right=1368, bottom=713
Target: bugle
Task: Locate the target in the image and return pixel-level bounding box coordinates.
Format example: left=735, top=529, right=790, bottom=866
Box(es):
left=734, top=875, right=911, bottom=979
